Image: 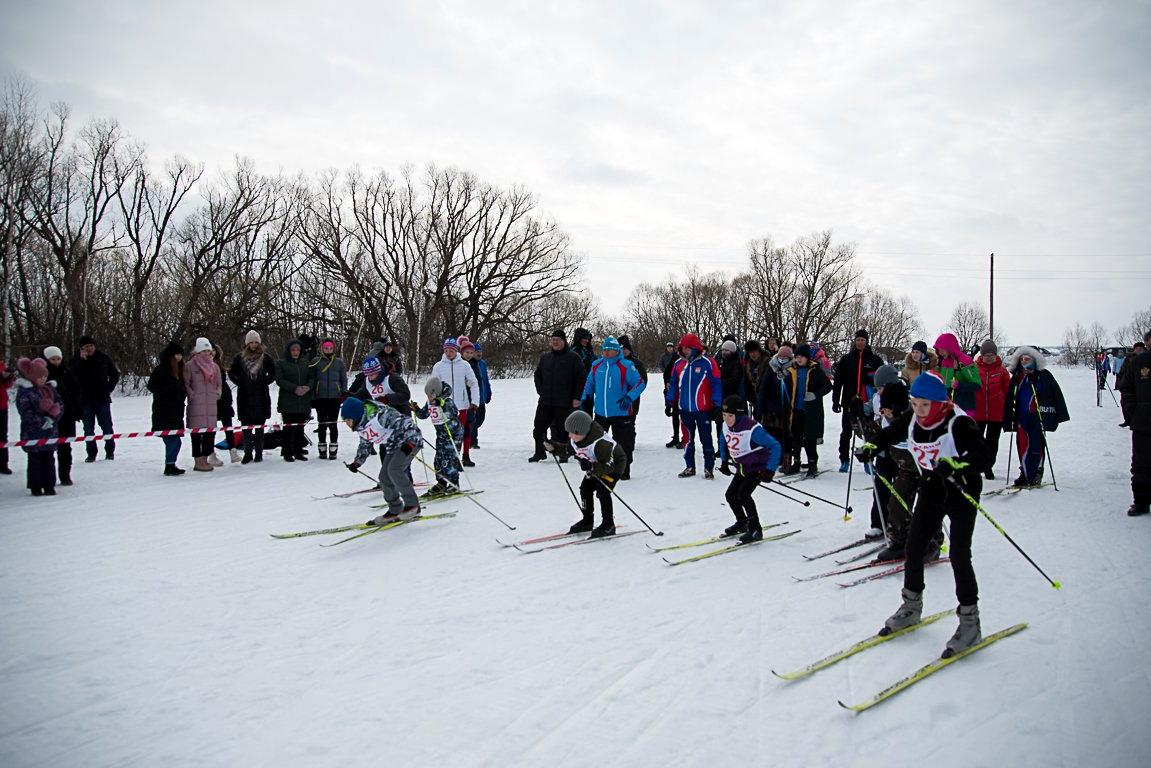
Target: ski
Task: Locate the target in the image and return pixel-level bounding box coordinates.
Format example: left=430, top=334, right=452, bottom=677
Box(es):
left=803, top=537, right=872, bottom=561
left=837, top=622, right=1029, bottom=712
left=371, top=489, right=484, bottom=509
left=497, top=527, right=628, bottom=548
left=985, top=483, right=1052, bottom=497
left=513, top=530, right=645, bottom=554
left=792, top=556, right=904, bottom=583
left=271, top=511, right=455, bottom=540
left=662, top=529, right=801, bottom=566
left=771, top=609, right=953, bottom=681
left=319, top=512, right=457, bottom=547
left=312, top=482, right=429, bottom=501
left=646, top=522, right=789, bottom=553
left=834, top=544, right=885, bottom=565
left=778, top=471, right=825, bottom=485
left=837, top=557, right=950, bottom=588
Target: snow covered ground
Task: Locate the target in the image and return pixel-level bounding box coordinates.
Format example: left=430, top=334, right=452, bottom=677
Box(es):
left=1, top=367, right=1147, bottom=767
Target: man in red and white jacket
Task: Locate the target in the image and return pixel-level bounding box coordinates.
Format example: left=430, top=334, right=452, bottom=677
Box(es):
left=665, top=333, right=723, bottom=479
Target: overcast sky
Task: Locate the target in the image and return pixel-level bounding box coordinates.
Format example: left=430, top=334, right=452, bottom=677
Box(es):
left=3, top=0, right=1148, bottom=346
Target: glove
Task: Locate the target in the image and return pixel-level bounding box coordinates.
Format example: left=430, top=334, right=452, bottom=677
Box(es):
left=347, top=461, right=361, bottom=473
left=294, top=385, right=309, bottom=396
left=718, top=462, right=732, bottom=476
left=832, top=402, right=842, bottom=414
left=760, top=469, right=776, bottom=484
left=617, top=396, right=632, bottom=411
left=400, top=442, right=415, bottom=456
left=936, top=456, right=968, bottom=481
left=409, top=401, right=422, bottom=414
left=542, top=440, right=557, bottom=454
left=665, top=403, right=674, bottom=417
left=854, top=442, right=878, bottom=464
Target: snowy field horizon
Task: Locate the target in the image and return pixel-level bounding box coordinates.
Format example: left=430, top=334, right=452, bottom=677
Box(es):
left=2, top=368, right=1148, bottom=767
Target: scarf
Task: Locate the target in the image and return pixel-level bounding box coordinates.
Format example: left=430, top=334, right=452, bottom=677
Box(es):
left=915, top=400, right=953, bottom=429
left=191, top=352, right=220, bottom=386
left=243, top=349, right=265, bottom=381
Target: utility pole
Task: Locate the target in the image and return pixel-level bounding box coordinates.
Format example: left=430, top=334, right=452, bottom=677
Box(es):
left=989, top=253, right=995, bottom=343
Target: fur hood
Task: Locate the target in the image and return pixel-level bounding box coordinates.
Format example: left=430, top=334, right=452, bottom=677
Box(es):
left=1005, top=345, right=1048, bottom=372
left=16, top=378, right=58, bottom=390
left=769, top=354, right=792, bottom=378
left=903, top=349, right=939, bottom=370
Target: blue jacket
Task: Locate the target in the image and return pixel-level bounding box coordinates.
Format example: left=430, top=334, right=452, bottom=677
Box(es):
left=724, top=415, right=782, bottom=474
left=666, top=350, right=723, bottom=413
left=470, top=358, right=492, bottom=403
left=582, top=356, right=645, bottom=418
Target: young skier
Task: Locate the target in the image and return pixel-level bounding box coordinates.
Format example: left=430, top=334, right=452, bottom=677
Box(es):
left=341, top=396, right=423, bottom=525
left=973, top=340, right=1010, bottom=479
left=350, top=356, right=412, bottom=414
left=933, top=333, right=982, bottom=415
left=550, top=408, right=627, bottom=538
left=666, top=333, right=723, bottom=479
left=1003, top=346, right=1070, bottom=488
left=411, top=375, right=463, bottom=497
left=15, top=357, right=65, bottom=496
left=720, top=395, right=782, bottom=544
left=857, top=371, right=994, bottom=658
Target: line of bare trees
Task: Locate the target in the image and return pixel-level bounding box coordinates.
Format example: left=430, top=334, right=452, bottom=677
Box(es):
left=0, top=85, right=591, bottom=377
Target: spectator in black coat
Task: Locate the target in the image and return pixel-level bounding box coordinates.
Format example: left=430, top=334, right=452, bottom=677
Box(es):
left=228, top=330, right=276, bottom=464
left=43, top=346, right=81, bottom=485
left=529, top=329, right=585, bottom=462
left=147, top=342, right=188, bottom=476
left=72, top=335, right=120, bottom=462
left=1118, top=340, right=1146, bottom=428
left=1118, top=331, right=1151, bottom=516
left=831, top=329, right=885, bottom=471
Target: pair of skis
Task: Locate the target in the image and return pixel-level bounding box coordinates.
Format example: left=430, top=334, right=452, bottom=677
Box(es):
left=772, top=609, right=1028, bottom=711
left=370, top=489, right=484, bottom=509
left=270, top=512, right=457, bottom=546
left=644, top=523, right=800, bottom=566
left=497, top=529, right=645, bottom=554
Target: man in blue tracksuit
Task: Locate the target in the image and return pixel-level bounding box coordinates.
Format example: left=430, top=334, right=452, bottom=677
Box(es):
left=666, top=333, right=723, bottom=479
left=581, top=336, right=645, bottom=480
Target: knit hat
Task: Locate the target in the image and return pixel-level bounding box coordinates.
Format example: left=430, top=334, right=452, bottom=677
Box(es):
left=245, top=330, right=262, bottom=345
left=911, top=340, right=928, bottom=354
left=855, top=329, right=869, bottom=341
left=17, top=357, right=49, bottom=382
left=665, top=341, right=675, bottom=348
left=192, top=337, right=212, bottom=354
left=601, top=336, right=622, bottom=353
left=424, top=375, right=444, bottom=400
left=321, top=339, right=336, bottom=353
left=617, top=335, right=633, bottom=352
left=43, top=346, right=63, bottom=361
left=980, top=340, right=998, bottom=355
left=443, top=337, right=460, bottom=351
left=879, top=380, right=909, bottom=413
left=909, top=371, right=949, bottom=402
left=777, top=345, right=794, bottom=359
left=744, top=340, right=763, bottom=355
left=678, top=333, right=704, bottom=352
left=362, top=356, right=382, bottom=376
left=721, top=395, right=747, bottom=415
left=793, top=343, right=812, bottom=359
left=473, top=342, right=483, bottom=353
left=457, top=335, right=475, bottom=351
left=564, top=409, right=594, bottom=435
left=720, top=340, right=738, bottom=354
left=550, top=329, right=567, bottom=341
left=339, top=396, right=366, bottom=424
left=381, top=338, right=394, bottom=347
left=78, top=335, right=96, bottom=347
left=874, top=364, right=900, bottom=390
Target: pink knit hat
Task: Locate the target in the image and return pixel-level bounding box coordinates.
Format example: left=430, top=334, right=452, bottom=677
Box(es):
left=456, top=335, right=475, bottom=351
left=17, top=357, right=49, bottom=382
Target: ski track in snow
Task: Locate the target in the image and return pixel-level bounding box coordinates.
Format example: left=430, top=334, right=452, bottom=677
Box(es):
left=1, top=369, right=1149, bottom=767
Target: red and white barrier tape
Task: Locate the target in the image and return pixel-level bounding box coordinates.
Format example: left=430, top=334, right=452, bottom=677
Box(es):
left=0, top=421, right=342, bottom=449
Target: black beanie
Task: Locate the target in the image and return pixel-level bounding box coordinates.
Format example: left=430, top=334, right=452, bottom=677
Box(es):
left=911, top=340, right=928, bottom=354
left=721, top=395, right=747, bottom=415
left=879, top=380, right=909, bottom=413
left=618, top=334, right=633, bottom=352
left=744, top=340, right=763, bottom=355
left=855, top=329, right=869, bottom=341
left=794, top=343, right=813, bottom=359
left=550, top=329, right=567, bottom=341
left=78, top=335, right=96, bottom=347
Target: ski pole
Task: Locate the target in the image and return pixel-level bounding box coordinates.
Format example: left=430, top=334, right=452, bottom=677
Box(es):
left=843, top=425, right=857, bottom=522
left=778, top=482, right=853, bottom=514
left=414, top=454, right=516, bottom=530
left=345, top=462, right=381, bottom=486
left=759, top=482, right=811, bottom=507
left=948, top=477, right=1061, bottom=589
left=552, top=453, right=586, bottom=514
left=866, top=461, right=888, bottom=541
left=442, top=424, right=474, bottom=491
left=595, top=477, right=664, bottom=536
left=1034, top=389, right=1060, bottom=492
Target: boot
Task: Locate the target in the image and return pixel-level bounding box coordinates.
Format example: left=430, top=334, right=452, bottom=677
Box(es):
left=242, top=445, right=253, bottom=465
left=942, top=604, right=982, bottom=658
left=568, top=516, right=594, bottom=534
left=873, top=543, right=905, bottom=562
left=738, top=526, right=763, bottom=545
left=44, top=487, right=57, bottom=496
left=665, top=438, right=679, bottom=448
left=1127, top=502, right=1150, bottom=517
left=229, top=448, right=241, bottom=464
left=724, top=519, right=748, bottom=537
left=208, top=452, right=224, bottom=467
left=253, top=433, right=263, bottom=462
left=193, top=456, right=214, bottom=472
left=31, top=487, right=43, bottom=497
left=328, top=442, right=338, bottom=460
left=589, top=519, right=616, bottom=538
left=864, top=527, right=884, bottom=541
left=164, top=464, right=186, bottom=476
left=805, top=464, right=819, bottom=478
left=368, top=510, right=402, bottom=526
left=983, top=468, right=995, bottom=480
left=703, top=469, right=714, bottom=480
left=782, top=464, right=800, bottom=476
left=398, top=505, right=421, bottom=521
left=528, top=453, right=547, bottom=463
left=718, top=460, right=731, bottom=476
left=462, top=454, right=475, bottom=467
left=838, top=460, right=850, bottom=473
left=105, top=445, right=115, bottom=460
left=318, top=443, right=329, bottom=460
left=879, top=588, right=923, bottom=636
left=677, top=467, right=696, bottom=478
left=60, top=471, right=73, bottom=486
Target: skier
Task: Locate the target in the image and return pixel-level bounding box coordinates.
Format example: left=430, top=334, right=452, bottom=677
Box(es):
left=349, top=355, right=411, bottom=414
left=832, top=330, right=884, bottom=473
left=973, top=340, right=1010, bottom=479
left=581, top=336, right=645, bottom=480
left=433, top=337, right=481, bottom=467
left=901, top=340, right=938, bottom=386
left=550, top=408, right=627, bottom=538
left=856, top=371, right=994, bottom=659
left=341, top=395, right=423, bottom=525
left=720, top=395, right=782, bottom=544
left=666, top=333, right=723, bottom=479
left=14, top=357, right=64, bottom=496
left=528, top=329, right=585, bottom=463
left=411, top=375, right=462, bottom=497
left=1003, top=346, right=1070, bottom=488
left=1118, top=330, right=1151, bottom=516
left=781, top=343, right=833, bottom=478
left=933, top=333, right=982, bottom=415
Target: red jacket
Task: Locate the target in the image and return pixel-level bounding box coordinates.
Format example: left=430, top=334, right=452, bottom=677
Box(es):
left=974, top=355, right=1010, bottom=423
left=0, top=361, right=14, bottom=411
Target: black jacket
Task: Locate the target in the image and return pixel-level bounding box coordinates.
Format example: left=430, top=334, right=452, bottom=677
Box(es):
left=349, top=372, right=412, bottom=415
left=228, top=350, right=276, bottom=424
left=1003, top=369, right=1070, bottom=433
left=535, top=343, right=585, bottom=407
left=1118, top=350, right=1151, bottom=435
left=46, top=361, right=82, bottom=423
left=719, top=353, right=744, bottom=402
left=72, top=349, right=120, bottom=407
left=832, top=346, right=885, bottom=408
left=872, top=408, right=992, bottom=498
left=572, top=328, right=595, bottom=371
left=147, top=344, right=188, bottom=431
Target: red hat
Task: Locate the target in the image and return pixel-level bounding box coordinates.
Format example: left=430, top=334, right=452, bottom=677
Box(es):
left=678, top=333, right=703, bottom=352
left=457, top=335, right=475, bottom=351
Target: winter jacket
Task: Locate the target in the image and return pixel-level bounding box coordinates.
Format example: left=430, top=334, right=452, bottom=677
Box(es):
left=744, top=354, right=768, bottom=415
left=758, top=354, right=792, bottom=431
left=871, top=408, right=993, bottom=497
left=15, top=378, right=64, bottom=453
left=582, top=356, right=645, bottom=418
left=147, top=345, right=188, bottom=431
left=534, top=342, right=585, bottom=407
left=832, top=346, right=885, bottom=408
left=973, top=355, right=1010, bottom=423
left=718, top=351, right=744, bottom=403
left=431, top=354, right=480, bottom=410
left=570, top=419, right=627, bottom=479
left=572, top=327, right=595, bottom=371
left=1002, top=346, right=1070, bottom=432
left=723, top=414, right=782, bottom=474
left=469, top=357, right=492, bottom=404
left=933, top=334, right=982, bottom=413
left=1117, top=352, right=1140, bottom=423
left=352, top=404, right=423, bottom=464
left=0, top=362, right=15, bottom=411
left=783, top=361, right=833, bottom=441
left=276, top=343, right=315, bottom=415
left=71, top=349, right=120, bottom=407
left=658, top=352, right=678, bottom=385
left=185, top=355, right=223, bottom=430
left=1118, top=350, right=1151, bottom=435
left=349, top=371, right=412, bottom=414
left=413, top=382, right=463, bottom=439
left=627, top=355, right=648, bottom=402
left=309, top=353, right=348, bottom=400
left=378, top=350, right=403, bottom=375
left=217, top=371, right=235, bottom=422
left=229, top=348, right=276, bottom=423
left=901, top=349, right=939, bottom=386
left=667, top=349, right=722, bottom=414
left=45, top=361, right=82, bottom=424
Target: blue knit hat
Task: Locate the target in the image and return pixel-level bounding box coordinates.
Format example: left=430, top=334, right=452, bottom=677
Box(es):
left=601, top=336, right=622, bottom=352
left=473, top=342, right=482, bottom=353
left=340, top=396, right=366, bottom=424
left=443, top=337, right=460, bottom=351
left=909, top=371, right=949, bottom=402
left=362, top=357, right=382, bottom=376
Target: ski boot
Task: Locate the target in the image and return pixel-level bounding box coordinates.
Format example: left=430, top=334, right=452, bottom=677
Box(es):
left=703, top=468, right=715, bottom=480
left=879, top=588, right=923, bottom=636
left=462, top=454, right=475, bottom=468
left=805, top=464, right=819, bottom=478
left=864, top=527, right=884, bottom=541
left=724, top=519, right=748, bottom=537
left=589, top=520, right=616, bottom=539
left=942, top=604, right=981, bottom=658
left=398, top=506, right=421, bottom=521
left=528, top=453, right=547, bottom=463
left=677, top=467, right=696, bottom=478
left=738, top=526, right=763, bottom=545
left=1127, top=502, right=1150, bottom=517
left=838, top=460, right=850, bottom=473
left=368, top=510, right=403, bottom=526
left=568, top=517, right=594, bottom=534
left=983, top=468, right=995, bottom=480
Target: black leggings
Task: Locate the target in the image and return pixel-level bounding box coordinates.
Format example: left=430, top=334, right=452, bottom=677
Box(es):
left=191, top=431, right=215, bottom=457
left=314, top=399, right=341, bottom=444
left=724, top=470, right=761, bottom=526
left=280, top=413, right=308, bottom=456
left=579, top=475, right=615, bottom=525
left=904, top=481, right=980, bottom=605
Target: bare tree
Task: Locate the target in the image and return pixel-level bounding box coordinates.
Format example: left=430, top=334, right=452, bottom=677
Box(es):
left=843, top=288, right=922, bottom=362
left=946, top=302, right=991, bottom=351
left=1115, top=307, right=1151, bottom=346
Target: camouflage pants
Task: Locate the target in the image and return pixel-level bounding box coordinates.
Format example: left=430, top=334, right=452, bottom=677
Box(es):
left=433, top=426, right=462, bottom=486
